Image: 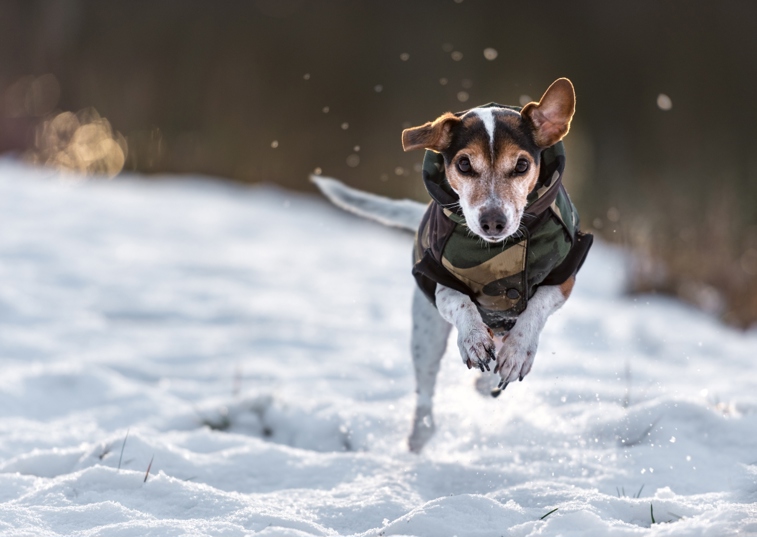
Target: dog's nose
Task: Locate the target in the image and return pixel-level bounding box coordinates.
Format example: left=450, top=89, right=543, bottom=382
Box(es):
left=479, top=210, right=507, bottom=234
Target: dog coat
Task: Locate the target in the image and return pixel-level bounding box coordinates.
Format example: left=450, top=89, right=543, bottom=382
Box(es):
left=412, top=104, right=593, bottom=332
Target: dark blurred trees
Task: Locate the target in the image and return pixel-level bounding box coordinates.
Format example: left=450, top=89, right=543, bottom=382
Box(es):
left=2, top=0, right=757, bottom=323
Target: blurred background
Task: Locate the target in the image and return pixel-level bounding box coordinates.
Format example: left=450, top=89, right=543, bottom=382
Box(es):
left=1, top=0, right=756, bottom=327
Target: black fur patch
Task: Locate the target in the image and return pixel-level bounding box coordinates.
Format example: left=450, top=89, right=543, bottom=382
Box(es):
left=441, top=108, right=541, bottom=166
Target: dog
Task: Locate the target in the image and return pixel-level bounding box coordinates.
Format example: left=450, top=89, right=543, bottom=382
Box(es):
left=313, top=78, right=592, bottom=452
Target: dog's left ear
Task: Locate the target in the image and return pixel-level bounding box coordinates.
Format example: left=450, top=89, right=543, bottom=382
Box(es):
left=522, top=78, right=576, bottom=148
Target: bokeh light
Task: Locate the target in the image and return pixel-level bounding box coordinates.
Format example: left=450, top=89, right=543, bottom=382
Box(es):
left=4, top=74, right=60, bottom=117
left=657, top=93, right=673, bottom=110
left=25, top=108, right=127, bottom=178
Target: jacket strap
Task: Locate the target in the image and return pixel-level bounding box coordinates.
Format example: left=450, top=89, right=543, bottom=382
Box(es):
left=525, top=150, right=565, bottom=216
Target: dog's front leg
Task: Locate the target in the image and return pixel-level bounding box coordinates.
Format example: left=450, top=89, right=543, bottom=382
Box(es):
left=435, top=285, right=495, bottom=371
left=495, top=277, right=575, bottom=386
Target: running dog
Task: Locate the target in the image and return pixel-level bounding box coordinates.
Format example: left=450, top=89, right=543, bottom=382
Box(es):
left=313, top=78, right=592, bottom=452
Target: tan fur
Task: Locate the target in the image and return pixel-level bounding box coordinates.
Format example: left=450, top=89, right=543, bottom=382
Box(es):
left=449, top=144, right=538, bottom=209
left=559, top=275, right=576, bottom=299
left=401, top=112, right=460, bottom=152
left=444, top=142, right=489, bottom=206
left=521, top=78, right=575, bottom=148
left=492, top=140, right=539, bottom=205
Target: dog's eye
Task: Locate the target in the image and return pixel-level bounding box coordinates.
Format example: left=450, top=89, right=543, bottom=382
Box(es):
left=515, top=158, right=529, bottom=174
left=456, top=157, right=472, bottom=174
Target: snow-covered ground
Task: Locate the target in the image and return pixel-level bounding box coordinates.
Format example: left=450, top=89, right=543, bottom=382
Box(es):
left=0, top=160, right=755, bottom=537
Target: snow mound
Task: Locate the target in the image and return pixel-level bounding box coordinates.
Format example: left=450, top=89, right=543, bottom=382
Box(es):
left=0, top=160, right=756, bottom=536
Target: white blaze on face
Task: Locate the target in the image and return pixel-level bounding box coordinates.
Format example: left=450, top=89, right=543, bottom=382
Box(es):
left=466, top=107, right=497, bottom=158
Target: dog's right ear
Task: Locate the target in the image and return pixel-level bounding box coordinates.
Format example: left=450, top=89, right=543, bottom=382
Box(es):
left=402, top=113, right=460, bottom=152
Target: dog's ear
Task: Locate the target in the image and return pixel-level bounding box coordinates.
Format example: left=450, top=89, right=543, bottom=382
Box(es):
left=402, top=112, right=460, bottom=152
left=522, top=78, right=575, bottom=148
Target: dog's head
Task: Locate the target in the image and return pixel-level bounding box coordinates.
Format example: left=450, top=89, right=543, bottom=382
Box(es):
left=402, top=78, right=575, bottom=243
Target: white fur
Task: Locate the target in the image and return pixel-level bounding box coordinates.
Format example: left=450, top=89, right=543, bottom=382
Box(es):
left=460, top=182, right=521, bottom=243
left=494, top=285, right=567, bottom=382
left=434, top=283, right=566, bottom=382
left=467, top=107, right=496, bottom=157
left=435, top=285, right=494, bottom=369
left=408, top=287, right=451, bottom=452
left=311, top=175, right=425, bottom=231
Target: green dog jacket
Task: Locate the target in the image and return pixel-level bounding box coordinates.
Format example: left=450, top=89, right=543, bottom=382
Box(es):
left=412, top=104, right=593, bottom=331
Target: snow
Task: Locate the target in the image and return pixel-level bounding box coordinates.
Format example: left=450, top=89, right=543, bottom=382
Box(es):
left=0, top=160, right=756, bottom=536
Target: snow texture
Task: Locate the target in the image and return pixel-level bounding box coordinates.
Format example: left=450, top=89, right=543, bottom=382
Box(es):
left=0, top=160, right=756, bottom=536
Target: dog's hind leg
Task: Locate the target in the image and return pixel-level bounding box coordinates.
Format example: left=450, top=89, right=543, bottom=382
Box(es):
left=408, top=286, right=451, bottom=453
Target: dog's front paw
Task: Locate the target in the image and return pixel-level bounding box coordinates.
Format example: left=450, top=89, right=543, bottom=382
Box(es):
left=457, top=325, right=496, bottom=372
left=494, top=332, right=538, bottom=386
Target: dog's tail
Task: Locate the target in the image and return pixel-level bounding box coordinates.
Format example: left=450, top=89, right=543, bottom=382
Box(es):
left=311, top=175, right=426, bottom=231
